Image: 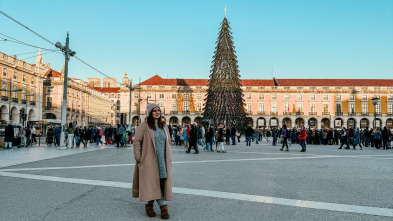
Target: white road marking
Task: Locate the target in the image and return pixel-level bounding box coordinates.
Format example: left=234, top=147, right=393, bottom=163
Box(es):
left=0, top=155, right=343, bottom=172
left=0, top=171, right=392, bottom=218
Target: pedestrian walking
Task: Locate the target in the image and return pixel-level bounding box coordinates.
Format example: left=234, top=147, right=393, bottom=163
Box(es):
left=245, top=124, right=253, bottom=146
left=4, top=122, right=14, bottom=149
left=298, top=126, right=307, bottom=152
left=280, top=124, right=289, bottom=151
left=132, top=103, right=172, bottom=219
left=66, top=123, right=74, bottom=148
left=353, top=128, right=362, bottom=150
left=381, top=127, right=389, bottom=150
left=216, top=124, right=226, bottom=153
left=186, top=124, right=199, bottom=154
left=231, top=126, right=237, bottom=145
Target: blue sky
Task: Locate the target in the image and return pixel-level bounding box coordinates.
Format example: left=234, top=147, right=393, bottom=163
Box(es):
left=1, top=0, right=392, bottom=84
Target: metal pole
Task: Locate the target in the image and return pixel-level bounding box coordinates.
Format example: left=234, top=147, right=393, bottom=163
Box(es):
left=137, top=78, right=141, bottom=126
left=59, top=33, right=70, bottom=148
left=129, top=79, right=132, bottom=126
left=8, top=80, right=11, bottom=122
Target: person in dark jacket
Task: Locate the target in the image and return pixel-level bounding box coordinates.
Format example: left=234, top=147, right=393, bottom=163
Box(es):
left=186, top=124, right=198, bottom=154
left=381, top=127, right=389, bottom=150
left=25, top=126, right=31, bottom=147
left=54, top=126, right=61, bottom=146
left=245, top=124, right=254, bottom=146
left=225, top=128, right=231, bottom=145
left=5, top=123, right=14, bottom=149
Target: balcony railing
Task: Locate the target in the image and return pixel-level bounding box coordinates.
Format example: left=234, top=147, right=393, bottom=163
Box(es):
left=67, top=107, right=71, bottom=111
left=257, top=111, right=265, bottom=115
left=21, top=99, right=27, bottom=104
left=296, top=111, right=304, bottom=115
left=170, top=111, right=178, bottom=114
left=183, top=110, right=190, bottom=114
left=361, top=112, right=369, bottom=116
left=30, top=101, right=35, bottom=106
left=43, top=79, right=51, bottom=86
left=387, top=113, right=393, bottom=116
left=335, top=112, right=343, bottom=116
left=283, top=112, right=291, bottom=115
left=246, top=111, right=252, bottom=115
left=309, top=112, right=317, bottom=115
left=270, top=111, right=278, bottom=116
left=375, top=112, right=382, bottom=116
left=12, top=98, right=18, bottom=103
left=348, top=112, right=356, bottom=116
left=322, top=112, right=330, bottom=115
left=1, top=96, right=8, bottom=101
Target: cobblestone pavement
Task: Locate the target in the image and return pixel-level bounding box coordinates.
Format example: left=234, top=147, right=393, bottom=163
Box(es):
left=1, top=139, right=392, bottom=221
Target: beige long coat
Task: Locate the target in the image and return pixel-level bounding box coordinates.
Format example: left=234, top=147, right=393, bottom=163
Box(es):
left=132, top=121, right=172, bottom=202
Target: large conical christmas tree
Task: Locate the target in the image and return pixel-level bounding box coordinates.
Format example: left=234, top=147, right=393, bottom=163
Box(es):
left=203, top=16, right=247, bottom=127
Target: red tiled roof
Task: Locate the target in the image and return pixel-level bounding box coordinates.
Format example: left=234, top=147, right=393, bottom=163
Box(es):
left=44, top=69, right=62, bottom=77
left=276, top=79, right=393, bottom=87
left=92, top=87, right=121, bottom=93
left=140, top=75, right=393, bottom=87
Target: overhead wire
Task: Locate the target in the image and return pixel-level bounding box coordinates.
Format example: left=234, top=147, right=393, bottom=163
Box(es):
left=0, top=10, right=56, bottom=46
left=0, top=33, right=57, bottom=51
left=1, top=10, right=125, bottom=86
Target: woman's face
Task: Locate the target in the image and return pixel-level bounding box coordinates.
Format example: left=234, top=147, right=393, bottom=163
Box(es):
left=151, top=107, right=161, bottom=121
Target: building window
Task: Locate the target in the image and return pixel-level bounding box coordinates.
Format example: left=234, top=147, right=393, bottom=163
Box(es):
left=31, top=77, right=35, bottom=85
left=159, top=94, right=164, bottom=99
left=271, top=103, right=277, bottom=113
left=310, top=103, right=316, bottom=112
left=323, top=104, right=329, bottom=113
left=12, top=85, right=17, bottom=98
left=297, top=103, right=303, bottom=112
left=22, top=88, right=27, bottom=99
left=158, top=102, right=164, bottom=108
left=375, top=104, right=381, bottom=113
left=258, top=103, right=264, bottom=112
left=362, top=103, right=368, bottom=114
left=184, top=94, right=189, bottom=100
left=271, top=94, right=277, bottom=100
left=259, top=94, right=264, bottom=100
left=246, top=94, right=252, bottom=100
left=22, top=74, right=26, bottom=82
left=13, top=72, right=17, bottom=80
left=284, top=95, right=290, bottom=100
left=196, top=94, right=201, bottom=99
left=147, top=93, right=152, bottom=99
left=1, top=81, right=7, bottom=96
left=297, top=95, right=302, bottom=100
left=388, top=104, right=393, bottom=114
left=184, top=102, right=189, bottom=111
left=310, top=95, right=315, bottom=101
left=171, top=102, right=176, bottom=111
left=2, top=68, right=7, bottom=77
left=172, top=94, right=177, bottom=99
left=323, top=95, right=329, bottom=100
left=349, top=95, right=355, bottom=101
left=336, top=104, right=342, bottom=113
left=349, top=103, right=355, bottom=113
left=335, top=95, right=341, bottom=101
left=284, top=102, right=290, bottom=112
left=388, top=95, right=393, bottom=101
left=246, top=103, right=251, bottom=112
left=362, top=95, right=367, bottom=101
left=196, top=103, right=202, bottom=111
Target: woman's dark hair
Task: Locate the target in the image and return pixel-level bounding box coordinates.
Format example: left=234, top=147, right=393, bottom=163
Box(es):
left=147, top=109, right=165, bottom=130
left=69, top=122, right=73, bottom=128
left=283, top=124, right=287, bottom=129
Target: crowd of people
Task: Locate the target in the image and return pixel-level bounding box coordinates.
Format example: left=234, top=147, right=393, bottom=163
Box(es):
left=169, top=123, right=393, bottom=153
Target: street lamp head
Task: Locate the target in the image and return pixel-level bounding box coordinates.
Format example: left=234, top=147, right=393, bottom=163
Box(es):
left=371, top=97, right=379, bottom=106
left=69, top=51, right=76, bottom=56
left=55, top=42, right=64, bottom=49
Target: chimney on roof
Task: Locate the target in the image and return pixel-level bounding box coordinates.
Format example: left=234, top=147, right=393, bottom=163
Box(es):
left=273, top=77, right=279, bottom=86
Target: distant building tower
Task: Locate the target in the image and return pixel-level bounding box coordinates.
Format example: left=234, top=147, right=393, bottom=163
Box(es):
left=103, top=77, right=117, bottom=88
left=87, top=78, right=101, bottom=87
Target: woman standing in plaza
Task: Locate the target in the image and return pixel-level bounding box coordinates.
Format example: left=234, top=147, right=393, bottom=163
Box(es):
left=132, top=103, right=172, bottom=219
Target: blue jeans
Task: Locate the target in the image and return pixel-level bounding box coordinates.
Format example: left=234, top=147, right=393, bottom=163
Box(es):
left=255, top=135, right=259, bottom=144
left=75, top=136, right=80, bottom=147
left=273, top=137, right=277, bottom=145
left=205, top=142, right=211, bottom=151
left=300, top=140, right=306, bottom=150
left=246, top=136, right=252, bottom=146
left=232, top=135, right=236, bottom=145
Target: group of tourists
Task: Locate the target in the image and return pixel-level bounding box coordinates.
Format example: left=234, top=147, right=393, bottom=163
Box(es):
left=45, top=123, right=133, bottom=148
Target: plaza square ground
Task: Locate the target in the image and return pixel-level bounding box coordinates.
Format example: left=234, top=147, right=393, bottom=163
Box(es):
left=0, top=139, right=392, bottom=221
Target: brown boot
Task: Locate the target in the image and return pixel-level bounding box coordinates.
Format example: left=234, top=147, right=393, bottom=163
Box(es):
left=160, top=204, right=169, bottom=219
left=145, top=204, right=156, bottom=217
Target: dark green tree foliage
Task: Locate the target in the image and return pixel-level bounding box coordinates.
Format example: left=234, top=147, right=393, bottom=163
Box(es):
left=203, top=17, right=247, bottom=127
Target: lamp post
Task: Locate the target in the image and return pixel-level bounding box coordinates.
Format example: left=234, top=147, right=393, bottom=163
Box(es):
left=23, top=93, right=34, bottom=127
left=55, top=32, right=76, bottom=148
left=371, top=96, right=379, bottom=129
